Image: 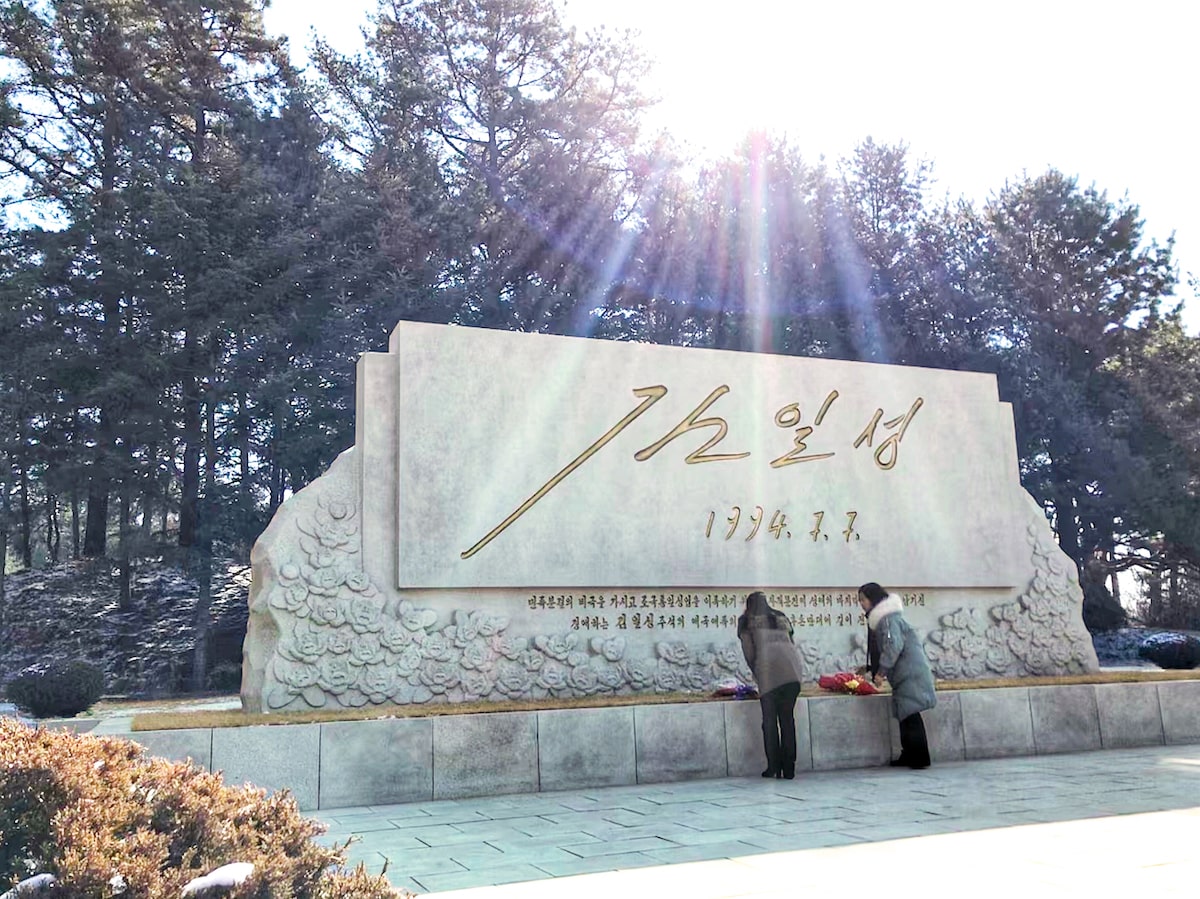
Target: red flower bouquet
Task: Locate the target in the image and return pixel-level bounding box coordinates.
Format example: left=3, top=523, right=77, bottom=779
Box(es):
left=817, top=672, right=879, bottom=695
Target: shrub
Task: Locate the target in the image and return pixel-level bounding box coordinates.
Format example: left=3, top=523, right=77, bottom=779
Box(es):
left=1137, top=632, right=1200, bottom=670
left=5, top=661, right=105, bottom=718
left=0, top=719, right=409, bottom=898
left=206, top=661, right=244, bottom=693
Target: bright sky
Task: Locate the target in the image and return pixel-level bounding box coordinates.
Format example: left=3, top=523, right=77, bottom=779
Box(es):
left=265, top=0, right=1199, bottom=332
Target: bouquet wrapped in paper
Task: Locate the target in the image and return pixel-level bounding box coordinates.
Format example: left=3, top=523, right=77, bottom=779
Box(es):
left=817, top=672, right=880, bottom=696
left=712, top=678, right=759, bottom=699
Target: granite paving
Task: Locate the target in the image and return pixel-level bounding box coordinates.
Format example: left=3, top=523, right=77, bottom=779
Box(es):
left=313, top=744, right=1200, bottom=896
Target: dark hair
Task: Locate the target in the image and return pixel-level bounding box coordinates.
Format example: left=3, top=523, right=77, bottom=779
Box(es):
left=737, top=591, right=786, bottom=635
left=858, top=582, right=889, bottom=606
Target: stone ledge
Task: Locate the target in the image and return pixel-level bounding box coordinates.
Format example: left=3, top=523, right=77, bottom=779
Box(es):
left=129, top=681, right=1184, bottom=810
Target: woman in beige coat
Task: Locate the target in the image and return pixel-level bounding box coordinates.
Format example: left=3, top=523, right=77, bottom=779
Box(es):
left=738, top=591, right=805, bottom=779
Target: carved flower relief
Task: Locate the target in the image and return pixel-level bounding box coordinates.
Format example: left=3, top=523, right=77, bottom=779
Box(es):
left=460, top=639, right=494, bottom=671
left=935, top=653, right=964, bottom=678
left=359, top=664, right=400, bottom=704
left=621, top=658, right=655, bottom=690
left=420, top=633, right=454, bottom=662
left=1010, top=614, right=1035, bottom=640
left=309, top=595, right=347, bottom=628
left=567, top=663, right=599, bottom=694
left=379, top=621, right=414, bottom=653
left=281, top=622, right=328, bottom=664
left=492, top=635, right=528, bottom=660
left=269, top=582, right=312, bottom=615
left=326, top=628, right=354, bottom=655
left=494, top=661, right=533, bottom=699
left=461, top=670, right=493, bottom=701
left=344, top=572, right=375, bottom=595
left=683, top=665, right=712, bottom=691
left=307, top=549, right=341, bottom=574
left=395, top=644, right=424, bottom=678
left=317, top=657, right=358, bottom=695
left=960, top=653, right=986, bottom=679
left=1025, top=645, right=1052, bottom=675
left=273, top=658, right=320, bottom=692
left=590, top=635, right=627, bottom=662
left=418, top=660, right=461, bottom=694
left=348, top=634, right=385, bottom=667
left=1007, top=631, right=1032, bottom=657
left=1022, top=595, right=1056, bottom=623
left=986, top=645, right=1010, bottom=673
left=714, top=644, right=744, bottom=672
left=536, top=661, right=570, bottom=694
left=1048, top=640, right=1074, bottom=667
left=297, top=516, right=356, bottom=551
left=347, top=596, right=384, bottom=634
left=654, top=661, right=681, bottom=693
left=657, top=641, right=692, bottom=666
left=397, top=601, right=438, bottom=632
left=444, top=609, right=507, bottom=646
left=534, top=634, right=578, bottom=661
left=594, top=663, right=624, bottom=692
left=520, top=649, right=546, bottom=672
left=475, top=613, right=509, bottom=638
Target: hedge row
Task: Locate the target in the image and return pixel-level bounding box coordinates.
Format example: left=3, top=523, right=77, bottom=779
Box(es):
left=0, top=719, right=409, bottom=898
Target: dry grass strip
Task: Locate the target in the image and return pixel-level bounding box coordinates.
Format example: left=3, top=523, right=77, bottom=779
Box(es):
left=126, top=668, right=1200, bottom=732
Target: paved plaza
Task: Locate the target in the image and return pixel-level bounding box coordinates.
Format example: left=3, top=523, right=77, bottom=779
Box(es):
left=314, top=744, right=1200, bottom=897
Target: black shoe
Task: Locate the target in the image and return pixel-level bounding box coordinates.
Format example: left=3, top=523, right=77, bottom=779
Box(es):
left=762, top=768, right=779, bottom=778
left=889, top=757, right=909, bottom=767
left=782, top=766, right=795, bottom=780
left=908, top=760, right=930, bottom=770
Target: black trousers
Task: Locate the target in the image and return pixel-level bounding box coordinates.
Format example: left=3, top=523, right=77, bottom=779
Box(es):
left=898, top=712, right=931, bottom=767
left=760, top=682, right=801, bottom=773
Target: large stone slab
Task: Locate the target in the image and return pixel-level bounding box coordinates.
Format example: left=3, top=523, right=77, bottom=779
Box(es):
left=1157, top=681, right=1200, bottom=745
left=319, top=718, right=433, bottom=808
left=888, top=692, right=965, bottom=763
left=537, top=706, right=635, bottom=791
left=1095, top=683, right=1165, bottom=748
left=808, top=694, right=891, bottom=769
left=960, top=688, right=1034, bottom=759
left=724, top=698, right=812, bottom=776
left=244, top=322, right=1098, bottom=716
left=433, top=712, right=538, bottom=800
left=133, top=728, right=213, bottom=771
left=634, top=702, right=727, bottom=783
left=1029, top=684, right=1102, bottom=754
left=211, top=723, right=320, bottom=810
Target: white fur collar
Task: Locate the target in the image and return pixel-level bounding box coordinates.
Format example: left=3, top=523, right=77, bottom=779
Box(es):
left=867, top=595, right=904, bottom=630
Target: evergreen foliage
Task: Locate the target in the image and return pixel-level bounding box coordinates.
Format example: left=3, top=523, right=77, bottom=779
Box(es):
left=4, top=660, right=104, bottom=718
left=0, top=0, right=1197, bottom=684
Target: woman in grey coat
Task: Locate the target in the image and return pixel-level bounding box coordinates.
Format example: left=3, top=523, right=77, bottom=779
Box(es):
left=859, top=582, right=937, bottom=769
left=738, top=591, right=805, bottom=779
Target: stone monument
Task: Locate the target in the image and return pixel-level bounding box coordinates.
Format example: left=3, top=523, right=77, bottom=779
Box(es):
left=242, top=322, right=1098, bottom=713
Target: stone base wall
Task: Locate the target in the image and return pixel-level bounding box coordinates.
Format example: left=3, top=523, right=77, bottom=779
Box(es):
left=133, top=680, right=1200, bottom=811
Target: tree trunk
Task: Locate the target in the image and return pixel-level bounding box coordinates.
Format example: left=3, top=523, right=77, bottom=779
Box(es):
left=18, top=453, right=32, bottom=569
left=117, top=488, right=131, bottom=611
left=0, top=524, right=7, bottom=632
left=1147, top=565, right=1163, bottom=625
left=70, top=488, right=81, bottom=559
left=82, top=478, right=109, bottom=557
left=191, top=533, right=212, bottom=693
left=1168, top=564, right=1180, bottom=628
left=191, top=336, right=218, bottom=692
left=180, top=349, right=201, bottom=548
left=45, top=493, right=60, bottom=564
left=238, top=390, right=251, bottom=490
